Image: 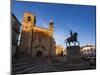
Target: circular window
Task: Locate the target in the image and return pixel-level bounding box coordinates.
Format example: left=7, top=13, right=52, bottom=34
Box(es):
left=28, top=16, right=31, bottom=21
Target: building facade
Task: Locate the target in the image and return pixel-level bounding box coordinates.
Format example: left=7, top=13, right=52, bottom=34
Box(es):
left=12, top=13, right=21, bottom=57
left=81, top=44, right=96, bottom=58
left=18, top=12, right=56, bottom=58
left=56, top=45, right=65, bottom=56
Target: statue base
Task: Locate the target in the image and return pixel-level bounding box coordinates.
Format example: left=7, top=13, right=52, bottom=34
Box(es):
left=66, top=46, right=82, bottom=63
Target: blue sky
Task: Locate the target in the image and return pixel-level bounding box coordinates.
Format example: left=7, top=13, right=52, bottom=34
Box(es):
left=11, top=1, right=96, bottom=47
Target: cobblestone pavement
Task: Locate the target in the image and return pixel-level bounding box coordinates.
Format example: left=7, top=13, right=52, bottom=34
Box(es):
left=12, top=57, right=96, bottom=75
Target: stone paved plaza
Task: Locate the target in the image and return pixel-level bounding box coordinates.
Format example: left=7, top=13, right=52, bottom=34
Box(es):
left=12, top=57, right=96, bottom=75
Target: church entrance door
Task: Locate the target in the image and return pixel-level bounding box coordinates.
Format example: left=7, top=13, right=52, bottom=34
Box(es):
left=36, top=51, right=42, bottom=57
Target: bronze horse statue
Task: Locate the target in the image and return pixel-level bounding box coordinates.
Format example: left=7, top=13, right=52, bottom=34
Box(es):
left=65, top=31, right=80, bottom=46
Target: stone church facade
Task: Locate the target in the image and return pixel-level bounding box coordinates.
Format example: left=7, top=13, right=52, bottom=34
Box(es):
left=18, top=12, right=56, bottom=58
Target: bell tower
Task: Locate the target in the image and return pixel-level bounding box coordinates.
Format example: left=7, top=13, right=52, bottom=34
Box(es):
left=49, top=18, right=54, bottom=36
left=22, top=12, right=36, bottom=31
left=19, top=12, right=36, bottom=56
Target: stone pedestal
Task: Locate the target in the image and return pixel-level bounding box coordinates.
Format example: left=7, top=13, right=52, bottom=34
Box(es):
left=66, top=46, right=82, bottom=63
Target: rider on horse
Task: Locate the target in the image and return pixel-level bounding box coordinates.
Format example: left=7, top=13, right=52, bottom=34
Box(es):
left=65, top=30, right=80, bottom=46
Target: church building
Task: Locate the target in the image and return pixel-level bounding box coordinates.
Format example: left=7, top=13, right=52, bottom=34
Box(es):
left=18, top=12, right=56, bottom=58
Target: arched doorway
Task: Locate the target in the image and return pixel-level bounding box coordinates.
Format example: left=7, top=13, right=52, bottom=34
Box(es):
left=36, top=50, right=42, bottom=57
left=34, top=45, right=46, bottom=57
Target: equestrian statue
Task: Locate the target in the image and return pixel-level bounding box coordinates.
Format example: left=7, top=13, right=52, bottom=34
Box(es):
left=65, top=30, right=80, bottom=46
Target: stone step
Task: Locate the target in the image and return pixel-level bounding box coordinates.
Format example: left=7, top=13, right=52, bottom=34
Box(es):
left=12, top=62, right=30, bottom=67
left=16, top=63, right=43, bottom=74
left=12, top=59, right=59, bottom=74
left=16, top=62, right=56, bottom=73
left=13, top=62, right=40, bottom=72
left=29, top=65, right=47, bottom=73
left=27, top=62, right=52, bottom=73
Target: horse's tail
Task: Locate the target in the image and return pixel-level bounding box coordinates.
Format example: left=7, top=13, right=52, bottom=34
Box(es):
left=65, top=39, right=68, bottom=47
left=65, top=38, right=67, bottom=43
